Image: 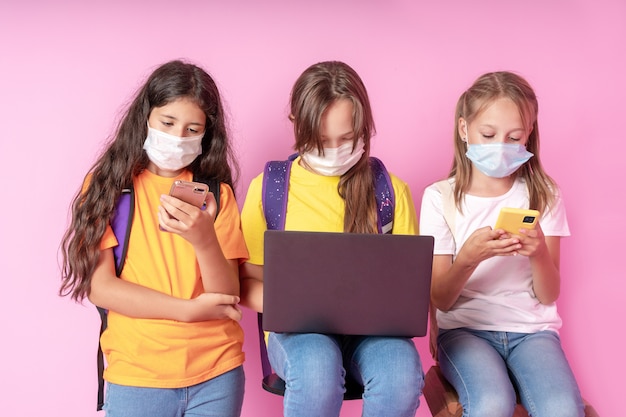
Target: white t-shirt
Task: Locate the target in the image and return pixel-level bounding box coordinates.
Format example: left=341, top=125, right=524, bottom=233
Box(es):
left=419, top=177, right=570, bottom=333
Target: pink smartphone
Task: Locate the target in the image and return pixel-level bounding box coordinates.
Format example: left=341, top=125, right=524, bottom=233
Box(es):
left=168, top=180, right=209, bottom=208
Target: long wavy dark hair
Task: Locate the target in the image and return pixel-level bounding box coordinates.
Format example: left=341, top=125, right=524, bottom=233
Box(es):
left=450, top=71, right=556, bottom=213
left=289, top=61, right=378, bottom=233
left=59, top=60, right=239, bottom=301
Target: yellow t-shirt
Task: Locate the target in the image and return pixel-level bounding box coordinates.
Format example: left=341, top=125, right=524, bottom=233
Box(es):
left=99, top=169, right=248, bottom=388
left=241, top=156, right=418, bottom=265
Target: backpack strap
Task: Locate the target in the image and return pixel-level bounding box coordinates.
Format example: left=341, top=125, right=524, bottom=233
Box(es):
left=434, top=179, right=456, bottom=243
left=262, top=153, right=297, bottom=231
left=96, top=176, right=221, bottom=410
left=370, top=157, right=394, bottom=234
left=194, top=177, right=221, bottom=218
left=261, top=155, right=395, bottom=233
left=96, top=303, right=107, bottom=410
left=430, top=178, right=456, bottom=361
left=258, top=310, right=274, bottom=381
left=111, top=187, right=135, bottom=276
left=96, top=185, right=134, bottom=410
left=259, top=155, right=295, bottom=381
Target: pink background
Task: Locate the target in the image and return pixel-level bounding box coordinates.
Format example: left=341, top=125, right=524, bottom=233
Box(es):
left=0, top=1, right=622, bottom=416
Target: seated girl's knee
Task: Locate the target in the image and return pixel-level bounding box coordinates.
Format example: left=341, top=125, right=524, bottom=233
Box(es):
left=363, top=361, right=424, bottom=396
left=528, top=396, right=585, bottom=417
left=284, top=370, right=345, bottom=405
left=465, top=396, right=515, bottom=417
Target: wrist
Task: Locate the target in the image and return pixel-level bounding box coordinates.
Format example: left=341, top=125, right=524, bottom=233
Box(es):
left=455, top=250, right=479, bottom=270
left=192, top=229, right=219, bottom=253
left=173, top=298, right=196, bottom=322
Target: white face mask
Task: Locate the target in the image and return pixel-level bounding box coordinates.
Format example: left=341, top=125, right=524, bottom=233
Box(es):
left=143, top=124, right=203, bottom=171
left=301, top=139, right=365, bottom=176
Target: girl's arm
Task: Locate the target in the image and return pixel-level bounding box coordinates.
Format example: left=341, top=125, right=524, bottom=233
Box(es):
left=430, top=253, right=474, bottom=312
left=239, top=262, right=264, bottom=313
left=158, top=192, right=240, bottom=296
left=431, top=226, right=522, bottom=311
left=89, top=248, right=242, bottom=321
left=237, top=174, right=266, bottom=313
left=517, top=225, right=561, bottom=304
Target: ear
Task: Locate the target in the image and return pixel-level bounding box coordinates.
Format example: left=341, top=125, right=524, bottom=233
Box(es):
left=458, top=117, right=468, bottom=141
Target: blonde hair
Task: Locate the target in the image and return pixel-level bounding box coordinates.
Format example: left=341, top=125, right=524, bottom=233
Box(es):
left=289, top=61, right=378, bottom=233
left=450, top=71, right=556, bottom=213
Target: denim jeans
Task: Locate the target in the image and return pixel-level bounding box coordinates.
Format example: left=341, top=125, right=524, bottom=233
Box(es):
left=103, top=366, right=245, bottom=417
left=268, top=332, right=424, bottom=417
left=438, top=329, right=584, bottom=417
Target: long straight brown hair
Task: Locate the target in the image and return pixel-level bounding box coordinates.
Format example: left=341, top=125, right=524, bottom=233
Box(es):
left=289, top=61, right=378, bottom=233
left=450, top=71, right=556, bottom=213
left=59, top=60, right=239, bottom=301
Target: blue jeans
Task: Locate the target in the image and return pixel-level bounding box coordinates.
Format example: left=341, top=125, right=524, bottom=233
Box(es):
left=438, top=329, right=584, bottom=417
left=103, top=366, right=245, bottom=417
left=268, top=332, right=424, bottom=417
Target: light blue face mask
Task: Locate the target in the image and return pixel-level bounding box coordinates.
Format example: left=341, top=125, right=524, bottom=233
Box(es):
left=465, top=143, right=534, bottom=178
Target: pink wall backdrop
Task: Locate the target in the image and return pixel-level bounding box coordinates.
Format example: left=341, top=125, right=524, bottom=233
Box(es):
left=0, top=1, right=622, bottom=415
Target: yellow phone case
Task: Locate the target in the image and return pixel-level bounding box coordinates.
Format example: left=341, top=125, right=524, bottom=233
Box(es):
left=494, top=207, right=540, bottom=235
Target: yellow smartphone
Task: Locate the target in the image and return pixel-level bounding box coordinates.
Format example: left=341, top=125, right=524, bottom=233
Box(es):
left=494, top=207, right=540, bottom=235
left=169, top=180, right=209, bottom=208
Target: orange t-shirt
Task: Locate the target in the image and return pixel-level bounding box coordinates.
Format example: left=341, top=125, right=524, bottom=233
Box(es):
left=99, top=169, right=248, bottom=388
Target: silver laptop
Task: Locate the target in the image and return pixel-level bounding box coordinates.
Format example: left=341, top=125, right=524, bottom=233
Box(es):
left=262, top=230, right=433, bottom=337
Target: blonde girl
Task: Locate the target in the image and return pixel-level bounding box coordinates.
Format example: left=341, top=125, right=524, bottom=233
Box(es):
left=420, top=71, right=584, bottom=417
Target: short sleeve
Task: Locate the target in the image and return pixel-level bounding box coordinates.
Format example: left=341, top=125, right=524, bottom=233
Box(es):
left=419, top=184, right=456, bottom=255
left=388, top=173, right=418, bottom=236
left=214, top=182, right=249, bottom=262
left=540, top=187, right=570, bottom=237
left=240, top=173, right=267, bottom=265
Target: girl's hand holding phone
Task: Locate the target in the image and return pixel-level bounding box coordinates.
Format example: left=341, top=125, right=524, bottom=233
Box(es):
left=514, top=223, right=547, bottom=258
left=158, top=190, right=219, bottom=249
left=460, top=226, right=522, bottom=265
left=492, top=208, right=547, bottom=257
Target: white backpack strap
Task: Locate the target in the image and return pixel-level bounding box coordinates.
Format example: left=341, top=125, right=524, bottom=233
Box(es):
left=430, top=179, right=456, bottom=361
left=435, top=179, right=456, bottom=244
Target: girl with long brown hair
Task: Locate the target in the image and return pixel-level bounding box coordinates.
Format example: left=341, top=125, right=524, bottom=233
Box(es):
left=59, top=60, right=248, bottom=417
